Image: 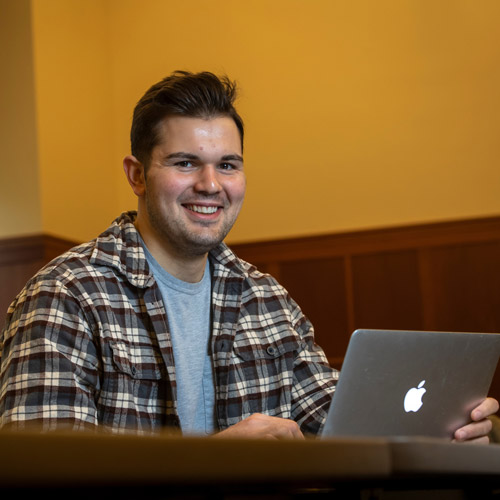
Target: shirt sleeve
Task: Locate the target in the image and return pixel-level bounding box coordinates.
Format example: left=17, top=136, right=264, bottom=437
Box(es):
left=288, top=297, right=338, bottom=436
left=0, top=273, right=100, bottom=431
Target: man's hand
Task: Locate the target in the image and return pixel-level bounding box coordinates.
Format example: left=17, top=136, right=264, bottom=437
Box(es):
left=453, top=397, right=499, bottom=444
left=213, top=413, right=305, bottom=440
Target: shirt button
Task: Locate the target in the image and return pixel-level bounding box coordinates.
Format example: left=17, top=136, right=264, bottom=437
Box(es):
left=267, top=346, right=277, bottom=356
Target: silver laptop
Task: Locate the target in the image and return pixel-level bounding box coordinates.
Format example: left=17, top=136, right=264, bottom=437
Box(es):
left=321, top=329, right=500, bottom=439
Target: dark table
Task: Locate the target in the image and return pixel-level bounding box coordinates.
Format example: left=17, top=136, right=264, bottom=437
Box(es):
left=0, top=430, right=499, bottom=499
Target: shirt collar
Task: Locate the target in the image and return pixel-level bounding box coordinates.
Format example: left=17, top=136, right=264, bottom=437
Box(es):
left=89, top=211, right=155, bottom=288
left=88, top=211, right=247, bottom=288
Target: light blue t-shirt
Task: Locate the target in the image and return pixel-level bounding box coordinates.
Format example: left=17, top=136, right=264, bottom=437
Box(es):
left=141, top=241, right=216, bottom=435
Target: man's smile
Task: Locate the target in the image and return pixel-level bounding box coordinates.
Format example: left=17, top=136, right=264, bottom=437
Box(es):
left=183, top=203, right=222, bottom=215
left=182, top=203, right=223, bottom=216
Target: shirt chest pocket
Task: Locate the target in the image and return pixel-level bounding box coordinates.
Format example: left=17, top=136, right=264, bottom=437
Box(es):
left=225, top=336, right=301, bottom=419
left=234, top=339, right=300, bottom=362
left=232, top=336, right=301, bottom=380
left=98, top=341, right=170, bottom=430
left=108, top=341, right=164, bottom=381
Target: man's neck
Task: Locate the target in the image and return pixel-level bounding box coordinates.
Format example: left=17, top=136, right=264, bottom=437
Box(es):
left=134, top=218, right=208, bottom=283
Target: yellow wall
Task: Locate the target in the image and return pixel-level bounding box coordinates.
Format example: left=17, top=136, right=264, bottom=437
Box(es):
left=4, top=0, right=500, bottom=243
left=31, top=0, right=118, bottom=242
left=0, top=0, right=41, bottom=238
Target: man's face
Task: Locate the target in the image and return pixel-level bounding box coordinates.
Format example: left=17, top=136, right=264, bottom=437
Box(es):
left=142, top=115, right=246, bottom=257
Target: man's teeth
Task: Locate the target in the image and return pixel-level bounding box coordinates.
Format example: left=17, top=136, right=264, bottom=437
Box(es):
left=187, top=205, right=218, bottom=214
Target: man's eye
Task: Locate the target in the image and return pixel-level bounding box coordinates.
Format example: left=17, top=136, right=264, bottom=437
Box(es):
left=176, top=161, right=193, bottom=168
left=219, top=163, right=235, bottom=170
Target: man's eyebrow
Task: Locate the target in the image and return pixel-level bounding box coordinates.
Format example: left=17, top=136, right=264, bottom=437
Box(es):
left=165, top=152, right=200, bottom=161
left=221, top=154, right=244, bottom=163
left=165, top=152, right=244, bottom=162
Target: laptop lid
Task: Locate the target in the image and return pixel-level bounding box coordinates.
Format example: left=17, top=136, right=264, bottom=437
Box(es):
left=321, top=329, right=500, bottom=439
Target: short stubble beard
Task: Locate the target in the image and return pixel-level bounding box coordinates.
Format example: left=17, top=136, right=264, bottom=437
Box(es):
left=145, top=193, right=238, bottom=258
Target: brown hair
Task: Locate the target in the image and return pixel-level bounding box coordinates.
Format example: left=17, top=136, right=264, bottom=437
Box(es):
left=130, top=71, right=244, bottom=167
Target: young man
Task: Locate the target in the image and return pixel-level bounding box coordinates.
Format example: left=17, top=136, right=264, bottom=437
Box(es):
left=0, top=72, right=497, bottom=440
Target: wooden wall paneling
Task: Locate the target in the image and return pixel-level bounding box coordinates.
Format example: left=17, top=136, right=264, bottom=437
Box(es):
left=0, top=234, right=45, bottom=266
left=3, top=217, right=500, bottom=415
left=43, top=235, right=79, bottom=262
left=278, top=257, right=350, bottom=366
left=422, top=241, right=500, bottom=334
left=256, top=262, right=282, bottom=282
left=422, top=241, right=500, bottom=407
left=231, top=217, right=500, bottom=414
left=350, top=250, right=424, bottom=332
left=416, top=247, right=436, bottom=331
left=0, top=235, right=43, bottom=327
left=0, top=259, right=46, bottom=326
left=0, top=234, right=76, bottom=327
left=343, top=255, right=356, bottom=338
left=231, top=216, right=500, bottom=265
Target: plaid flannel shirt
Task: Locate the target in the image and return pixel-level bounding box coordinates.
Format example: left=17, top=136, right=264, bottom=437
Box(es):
left=0, top=212, right=337, bottom=435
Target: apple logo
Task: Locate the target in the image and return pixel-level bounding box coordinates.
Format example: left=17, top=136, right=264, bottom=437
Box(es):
left=404, top=380, right=426, bottom=413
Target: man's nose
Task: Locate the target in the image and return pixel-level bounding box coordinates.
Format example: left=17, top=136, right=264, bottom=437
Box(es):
left=194, top=165, right=222, bottom=194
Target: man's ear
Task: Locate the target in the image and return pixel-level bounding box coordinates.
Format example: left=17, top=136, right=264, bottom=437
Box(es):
left=123, top=155, right=146, bottom=196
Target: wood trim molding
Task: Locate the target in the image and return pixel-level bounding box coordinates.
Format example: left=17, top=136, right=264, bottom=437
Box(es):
left=229, top=215, right=500, bottom=263
left=2, top=214, right=500, bottom=268
left=0, top=234, right=78, bottom=266
left=0, top=234, right=45, bottom=266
